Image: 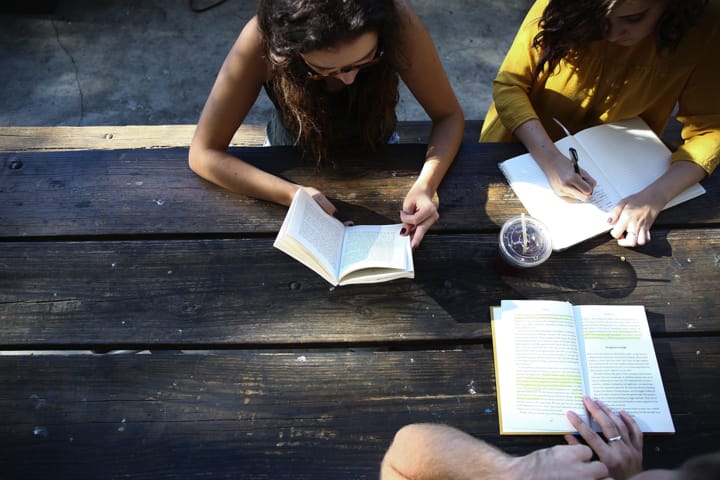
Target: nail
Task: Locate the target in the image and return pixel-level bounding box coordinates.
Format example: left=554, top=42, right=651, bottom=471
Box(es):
left=400, top=228, right=407, bottom=235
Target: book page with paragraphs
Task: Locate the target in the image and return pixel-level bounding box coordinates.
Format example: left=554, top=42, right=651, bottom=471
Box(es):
left=274, top=188, right=346, bottom=284
left=493, top=300, right=588, bottom=434
left=338, top=224, right=411, bottom=281
left=575, top=305, right=675, bottom=433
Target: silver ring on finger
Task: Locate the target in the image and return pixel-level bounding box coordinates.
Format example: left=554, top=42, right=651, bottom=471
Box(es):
left=608, top=435, right=622, bottom=442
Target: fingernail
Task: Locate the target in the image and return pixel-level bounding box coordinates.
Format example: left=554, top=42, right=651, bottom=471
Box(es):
left=607, top=217, right=613, bottom=224
left=400, top=228, right=407, bottom=235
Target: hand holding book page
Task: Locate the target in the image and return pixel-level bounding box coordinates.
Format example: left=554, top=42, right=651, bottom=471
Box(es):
left=274, top=188, right=414, bottom=286
left=498, top=117, right=706, bottom=250
left=490, top=300, right=674, bottom=435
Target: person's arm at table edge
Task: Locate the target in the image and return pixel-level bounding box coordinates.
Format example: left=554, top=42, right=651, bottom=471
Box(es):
left=380, top=423, right=609, bottom=480
left=610, top=43, right=719, bottom=246
left=395, top=0, right=464, bottom=246
left=188, top=17, right=300, bottom=208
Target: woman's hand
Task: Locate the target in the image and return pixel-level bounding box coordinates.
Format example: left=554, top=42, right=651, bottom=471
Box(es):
left=607, top=160, right=707, bottom=247
left=300, top=186, right=354, bottom=225
left=565, top=396, right=644, bottom=480
left=542, top=150, right=597, bottom=202
left=399, top=185, right=439, bottom=249
left=512, top=119, right=596, bottom=202
left=608, top=188, right=665, bottom=247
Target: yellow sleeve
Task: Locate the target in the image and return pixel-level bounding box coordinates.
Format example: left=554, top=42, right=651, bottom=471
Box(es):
left=671, top=14, right=720, bottom=175
left=489, top=0, right=548, bottom=135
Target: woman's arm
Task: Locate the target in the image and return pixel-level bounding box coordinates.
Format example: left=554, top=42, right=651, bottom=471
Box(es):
left=484, top=1, right=596, bottom=200
left=514, top=119, right=597, bottom=201
left=188, top=17, right=301, bottom=208
left=394, top=0, right=464, bottom=248
left=608, top=12, right=719, bottom=247
left=608, top=160, right=706, bottom=246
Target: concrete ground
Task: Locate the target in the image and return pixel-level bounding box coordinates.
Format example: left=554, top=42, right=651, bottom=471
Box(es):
left=0, top=0, right=531, bottom=127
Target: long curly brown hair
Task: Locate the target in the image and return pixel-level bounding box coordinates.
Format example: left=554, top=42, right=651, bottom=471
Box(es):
left=532, top=0, right=708, bottom=77
left=256, top=0, right=406, bottom=167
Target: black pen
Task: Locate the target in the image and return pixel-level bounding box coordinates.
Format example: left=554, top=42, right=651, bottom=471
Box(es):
left=569, top=147, right=581, bottom=175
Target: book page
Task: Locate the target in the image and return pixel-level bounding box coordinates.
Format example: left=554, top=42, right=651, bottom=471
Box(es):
left=574, top=118, right=705, bottom=208
left=493, top=300, right=587, bottom=434
left=499, top=137, right=621, bottom=250
left=575, top=305, right=675, bottom=433
left=338, top=224, right=411, bottom=281
left=274, top=188, right=346, bottom=283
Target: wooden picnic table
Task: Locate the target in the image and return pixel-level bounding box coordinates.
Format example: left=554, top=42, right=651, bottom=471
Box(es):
left=0, top=123, right=718, bottom=479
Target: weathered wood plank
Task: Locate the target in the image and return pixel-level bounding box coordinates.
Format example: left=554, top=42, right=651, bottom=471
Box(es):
left=1, top=230, right=718, bottom=347
left=0, top=124, right=266, bottom=151
left=0, top=340, right=717, bottom=479
left=0, top=121, right=484, bottom=151
left=1, top=144, right=717, bottom=238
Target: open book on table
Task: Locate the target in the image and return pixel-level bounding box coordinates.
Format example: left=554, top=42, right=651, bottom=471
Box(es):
left=498, top=117, right=706, bottom=250
left=490, top=300, right=675, bottom=435
left=273, top=188, right=414, bottom=286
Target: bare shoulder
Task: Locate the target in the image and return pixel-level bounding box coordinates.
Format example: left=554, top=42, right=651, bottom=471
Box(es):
left=394, top=0, right=425, bottom=33
left=393, top=0, right=437, bottom=52
left=392, top=0, right=440, bottom=57
left=226, top=16, right=273, bottom=83
left=393, top=0, right=413, bottom=15
left=236, top=16, right=263, bottom=48
left=390, top=0, right=460, bottom=119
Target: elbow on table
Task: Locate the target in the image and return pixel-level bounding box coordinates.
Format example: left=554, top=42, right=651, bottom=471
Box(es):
left=187, top=143, right=210, bottom=179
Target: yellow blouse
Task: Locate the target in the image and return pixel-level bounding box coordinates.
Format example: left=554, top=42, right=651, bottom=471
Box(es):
left=480, top=0, right=720, bottom=174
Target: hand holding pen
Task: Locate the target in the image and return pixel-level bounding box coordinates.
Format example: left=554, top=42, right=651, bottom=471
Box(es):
left=562, top=147, right=596, bottom=201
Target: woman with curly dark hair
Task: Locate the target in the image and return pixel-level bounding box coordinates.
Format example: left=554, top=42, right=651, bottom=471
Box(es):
left=481, top=0, right=719, bottom=248
left=189, top=0, right=464, bottom=248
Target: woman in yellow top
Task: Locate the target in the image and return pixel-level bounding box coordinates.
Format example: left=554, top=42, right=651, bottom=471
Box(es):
left=481, top=0, right=719, bottom=247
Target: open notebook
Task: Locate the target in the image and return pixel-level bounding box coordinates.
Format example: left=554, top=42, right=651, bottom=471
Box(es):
left=498, top=117, right=706, bottom=250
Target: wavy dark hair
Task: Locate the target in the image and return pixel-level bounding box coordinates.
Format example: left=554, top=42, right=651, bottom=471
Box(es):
left=532, top=0, right=708, bottom=77
left=257, top=0, right=405, bottom=166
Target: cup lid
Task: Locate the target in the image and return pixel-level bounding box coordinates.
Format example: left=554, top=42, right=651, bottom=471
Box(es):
left=498, top=215, right=552, bottom=267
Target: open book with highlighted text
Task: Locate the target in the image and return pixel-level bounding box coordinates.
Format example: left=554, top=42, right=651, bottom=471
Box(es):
left=491, top=300, right=675, bottom=435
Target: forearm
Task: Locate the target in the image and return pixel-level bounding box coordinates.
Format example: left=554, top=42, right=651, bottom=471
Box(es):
left=381, top=423, right=608, bottom=480
left=642, top=160, right=707, bottom=206
left=414, top=110, right=464, bottom=196
left=188, top=146, right=299, bottom=206
left=513, top=118, right=562, bottom=170
left=380, top=424, right=515, bottom=480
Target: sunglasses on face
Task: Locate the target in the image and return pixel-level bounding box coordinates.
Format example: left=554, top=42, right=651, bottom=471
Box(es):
left=305, top=48, right=384, bottom=80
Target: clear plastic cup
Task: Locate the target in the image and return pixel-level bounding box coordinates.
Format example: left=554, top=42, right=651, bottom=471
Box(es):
left=497, top=215, right=552, bottom=270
